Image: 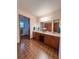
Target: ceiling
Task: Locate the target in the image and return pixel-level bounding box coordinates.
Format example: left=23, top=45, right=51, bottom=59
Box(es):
left=17, top=0, right=61, bottom=17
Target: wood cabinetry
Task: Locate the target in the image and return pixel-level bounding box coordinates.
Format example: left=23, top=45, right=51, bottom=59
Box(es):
left=33, top=32, right=60, bottom=50
left=33, top=32, right=40, bottom=40
left=44, top=35, right=59, bottom=50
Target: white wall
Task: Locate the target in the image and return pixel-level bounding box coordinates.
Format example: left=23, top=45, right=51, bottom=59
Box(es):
left=39, top=9, right=61, bottom=19
left=17, top=9, right=37, bottom=43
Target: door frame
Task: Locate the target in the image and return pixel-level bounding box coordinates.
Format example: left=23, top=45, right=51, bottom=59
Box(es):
left=18, top=14, right=30, bottom=40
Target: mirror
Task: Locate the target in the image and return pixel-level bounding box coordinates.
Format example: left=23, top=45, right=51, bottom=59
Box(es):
left=40, top=20, right=52, bottom=32
left=40, top=19, right=60, bottom=33
left=53, top=19, right=60, bottom=33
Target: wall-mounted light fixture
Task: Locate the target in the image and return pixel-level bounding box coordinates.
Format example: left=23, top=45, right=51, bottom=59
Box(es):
left=40, top=17, right=48, bottom=22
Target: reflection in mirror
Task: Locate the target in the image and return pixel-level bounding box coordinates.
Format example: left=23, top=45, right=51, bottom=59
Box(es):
left=53, top=19, right=60, bottom=33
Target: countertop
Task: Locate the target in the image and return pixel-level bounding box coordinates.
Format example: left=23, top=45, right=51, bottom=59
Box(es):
left=33, top=30, right=60, bottom=37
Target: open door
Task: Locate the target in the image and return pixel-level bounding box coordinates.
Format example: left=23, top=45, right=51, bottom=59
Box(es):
left=19, top=15, right=30, bottom=39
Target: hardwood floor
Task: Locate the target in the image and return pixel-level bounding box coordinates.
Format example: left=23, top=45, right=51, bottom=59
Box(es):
left=17, top=38, right=58, bottom=59
left=20, top=35, right=30, bottom=39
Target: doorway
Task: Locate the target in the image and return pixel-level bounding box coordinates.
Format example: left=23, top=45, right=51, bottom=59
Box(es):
left=19, top=15, right=30, bottom=40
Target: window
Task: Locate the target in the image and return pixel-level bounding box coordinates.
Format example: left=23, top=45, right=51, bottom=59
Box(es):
left=20, top=21, right=24, bottom=28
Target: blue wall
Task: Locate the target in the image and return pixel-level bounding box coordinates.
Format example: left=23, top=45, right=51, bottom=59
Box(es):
left=20, top=16, right=29, bottom=35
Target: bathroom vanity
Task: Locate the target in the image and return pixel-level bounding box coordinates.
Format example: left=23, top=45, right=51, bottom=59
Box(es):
left=33, top=31, right=60, bottom=50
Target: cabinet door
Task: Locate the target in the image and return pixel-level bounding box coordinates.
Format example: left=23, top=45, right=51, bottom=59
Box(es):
left=33, top=32, right=40, bottom=40
left=33, top=32, right=36, bottom=39
left=50, top=36, right=59, bottom=49
left=44, top=35, right=59, bottom=50
left=44, top=37, right=51, bottom=46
